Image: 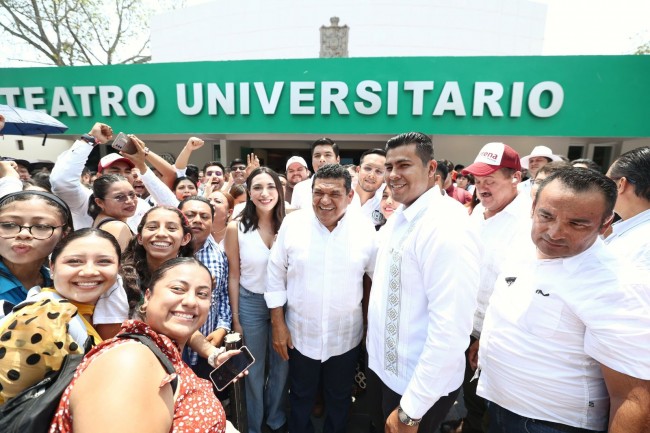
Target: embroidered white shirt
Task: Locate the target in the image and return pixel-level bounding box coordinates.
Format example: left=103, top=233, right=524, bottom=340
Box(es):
left=367, top=187, right=480, bottom=419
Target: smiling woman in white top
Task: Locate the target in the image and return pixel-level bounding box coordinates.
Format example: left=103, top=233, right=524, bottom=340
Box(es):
left=224, top=167, right=287, bottom=433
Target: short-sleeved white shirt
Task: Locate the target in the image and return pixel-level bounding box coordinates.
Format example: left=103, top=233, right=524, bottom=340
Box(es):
left=478, top=238, right=650, bottom=431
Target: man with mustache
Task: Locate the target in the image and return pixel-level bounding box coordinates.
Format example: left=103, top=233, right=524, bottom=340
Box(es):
left=457, top=142, right=533, bottom=433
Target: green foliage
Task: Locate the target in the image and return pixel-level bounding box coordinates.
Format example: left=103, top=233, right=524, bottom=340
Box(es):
left=634, top=41, right=650, bottom=55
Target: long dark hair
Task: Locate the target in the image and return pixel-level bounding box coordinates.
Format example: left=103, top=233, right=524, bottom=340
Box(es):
left=239, top=167, right=285, bottom=234
left=122, top=206, right=194, bottom=314
left=87, top=174, right=129, bottom=219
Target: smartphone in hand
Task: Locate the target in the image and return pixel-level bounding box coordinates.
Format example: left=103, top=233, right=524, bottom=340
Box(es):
left=111, top=132, right=137, bottom=155
left=209, top=346, right=255, bottom=392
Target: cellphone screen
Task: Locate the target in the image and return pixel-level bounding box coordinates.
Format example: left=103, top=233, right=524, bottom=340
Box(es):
left=209, top=346, right=255, bottom=391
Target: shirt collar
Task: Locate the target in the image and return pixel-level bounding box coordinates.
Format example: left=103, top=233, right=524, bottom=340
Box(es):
left=398, top=186, right=439, bottom=223
left=198, top=234, right=217, bottom=252
left=313, top=208, right=351, bottom=232
left=610, top=208, right=650, bottom=237
left=538, top=237, right=604, bottom=273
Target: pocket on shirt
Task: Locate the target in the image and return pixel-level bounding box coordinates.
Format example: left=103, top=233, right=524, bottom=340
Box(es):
left=522, top=294, right=564, bottom=338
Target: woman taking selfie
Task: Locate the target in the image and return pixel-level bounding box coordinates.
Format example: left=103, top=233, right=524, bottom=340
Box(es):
left=88, top=174, right=137, bottom=252
left=224, top=167, right=288, bottom=433
left=0, top=228, right=121, bottom=403
left=49, top=257, right=242, bottom=433
left=0, top=190, right=72, bottom=309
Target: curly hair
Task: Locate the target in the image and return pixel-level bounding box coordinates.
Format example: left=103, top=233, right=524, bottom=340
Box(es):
left=121, top=206, right=194, bottom=315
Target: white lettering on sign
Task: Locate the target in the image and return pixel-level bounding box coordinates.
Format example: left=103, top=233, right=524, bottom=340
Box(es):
left=128, top=85, right=155, bottom=116
left=321, top=81, right=349, bottom=115
left=254, top=82, right=284, bottom=114
left=528, top=81, right=564, bottom=117
left=99, top=86, right=126, bottom=116
left=207, top=83, right=235, bottom=115
left=473, top=82, right=504, bottom=117
left=355, top=80, right=382, bottom=115
left=51, top=87, right=77, bottom=117
left=72, top=86, right=97, bottom=117
left=23, top=87, right=46, bottom=111
left=404, top=81, right=434, bottom=116
left=290, top=82, right=316, bottom=115
left=0, top=80, right=565, bottom=121
left=433, top=82, right=465, bottom=116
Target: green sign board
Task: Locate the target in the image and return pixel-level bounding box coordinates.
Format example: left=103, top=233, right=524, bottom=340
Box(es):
left=0, top=56, right=648, bottom=137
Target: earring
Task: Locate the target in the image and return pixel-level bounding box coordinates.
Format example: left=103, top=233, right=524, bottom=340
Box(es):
left=137, top=304, right=147, bottom=315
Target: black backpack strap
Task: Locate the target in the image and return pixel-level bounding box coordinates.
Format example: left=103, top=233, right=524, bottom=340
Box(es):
left=117, top=332, right=178, bottom=394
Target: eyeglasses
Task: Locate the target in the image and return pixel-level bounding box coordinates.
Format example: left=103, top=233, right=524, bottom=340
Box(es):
left=105, top=192, right=137, bottom=203
left=231, top=166, right=246, bottom=172
left=0, top=222, right=65, bottom=240
left=206, top=170, right=224, bottom=177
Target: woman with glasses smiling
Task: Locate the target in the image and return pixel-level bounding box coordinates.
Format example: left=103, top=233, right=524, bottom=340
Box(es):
left=0, top=190, right=73, bottom=309
left=88, top=174, right=137, bottom=252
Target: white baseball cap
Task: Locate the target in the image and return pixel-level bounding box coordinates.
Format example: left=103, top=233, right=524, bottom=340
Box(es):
left=286, top=156, right=308, bottom=171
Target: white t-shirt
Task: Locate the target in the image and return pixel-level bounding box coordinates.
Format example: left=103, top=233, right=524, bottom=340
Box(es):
left=478, top=238, right=650, bottom=431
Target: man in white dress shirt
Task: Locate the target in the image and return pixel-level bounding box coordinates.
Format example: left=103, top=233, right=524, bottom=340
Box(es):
left=604, top=146, right=650, bottom=268
left=366, top=132, right=480, bottom=433
left=478, top=168, right=650, bottom=433
left=266, top=164, right=377, bottom=433
left=290, top=138, right=340, bottom=209
left=460, top=142, right=532, bottom=433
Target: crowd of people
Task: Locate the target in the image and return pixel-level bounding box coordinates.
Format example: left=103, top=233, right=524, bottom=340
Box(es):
left=0, top=119, right=648, bottom=433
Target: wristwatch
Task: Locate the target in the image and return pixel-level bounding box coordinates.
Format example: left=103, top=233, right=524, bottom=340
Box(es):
left=398, top=406, right=421, bottom=426
left=80, top=134, right=98, bottom=146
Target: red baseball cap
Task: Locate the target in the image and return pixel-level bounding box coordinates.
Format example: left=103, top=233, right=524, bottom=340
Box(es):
left=462, top=142, right=521, bottom=176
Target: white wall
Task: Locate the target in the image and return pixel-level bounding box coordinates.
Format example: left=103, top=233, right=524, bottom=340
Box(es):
left=151, top=0, right=546, bottom=62
left=0, top=135, right=72, bottom=163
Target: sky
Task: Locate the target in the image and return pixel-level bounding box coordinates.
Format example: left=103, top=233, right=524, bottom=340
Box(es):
left=1, top=0, right=649, bottom=67
left=539, top=0, right=650, bottom=55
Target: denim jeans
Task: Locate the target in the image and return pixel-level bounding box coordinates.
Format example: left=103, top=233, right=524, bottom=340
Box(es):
left=488, top=402, right=606, bottom=433
left=239, top=286, right=289, bottom=433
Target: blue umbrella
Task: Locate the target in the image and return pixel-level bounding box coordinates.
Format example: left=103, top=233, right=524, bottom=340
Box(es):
left=0, top=104, right=68, bottom=135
